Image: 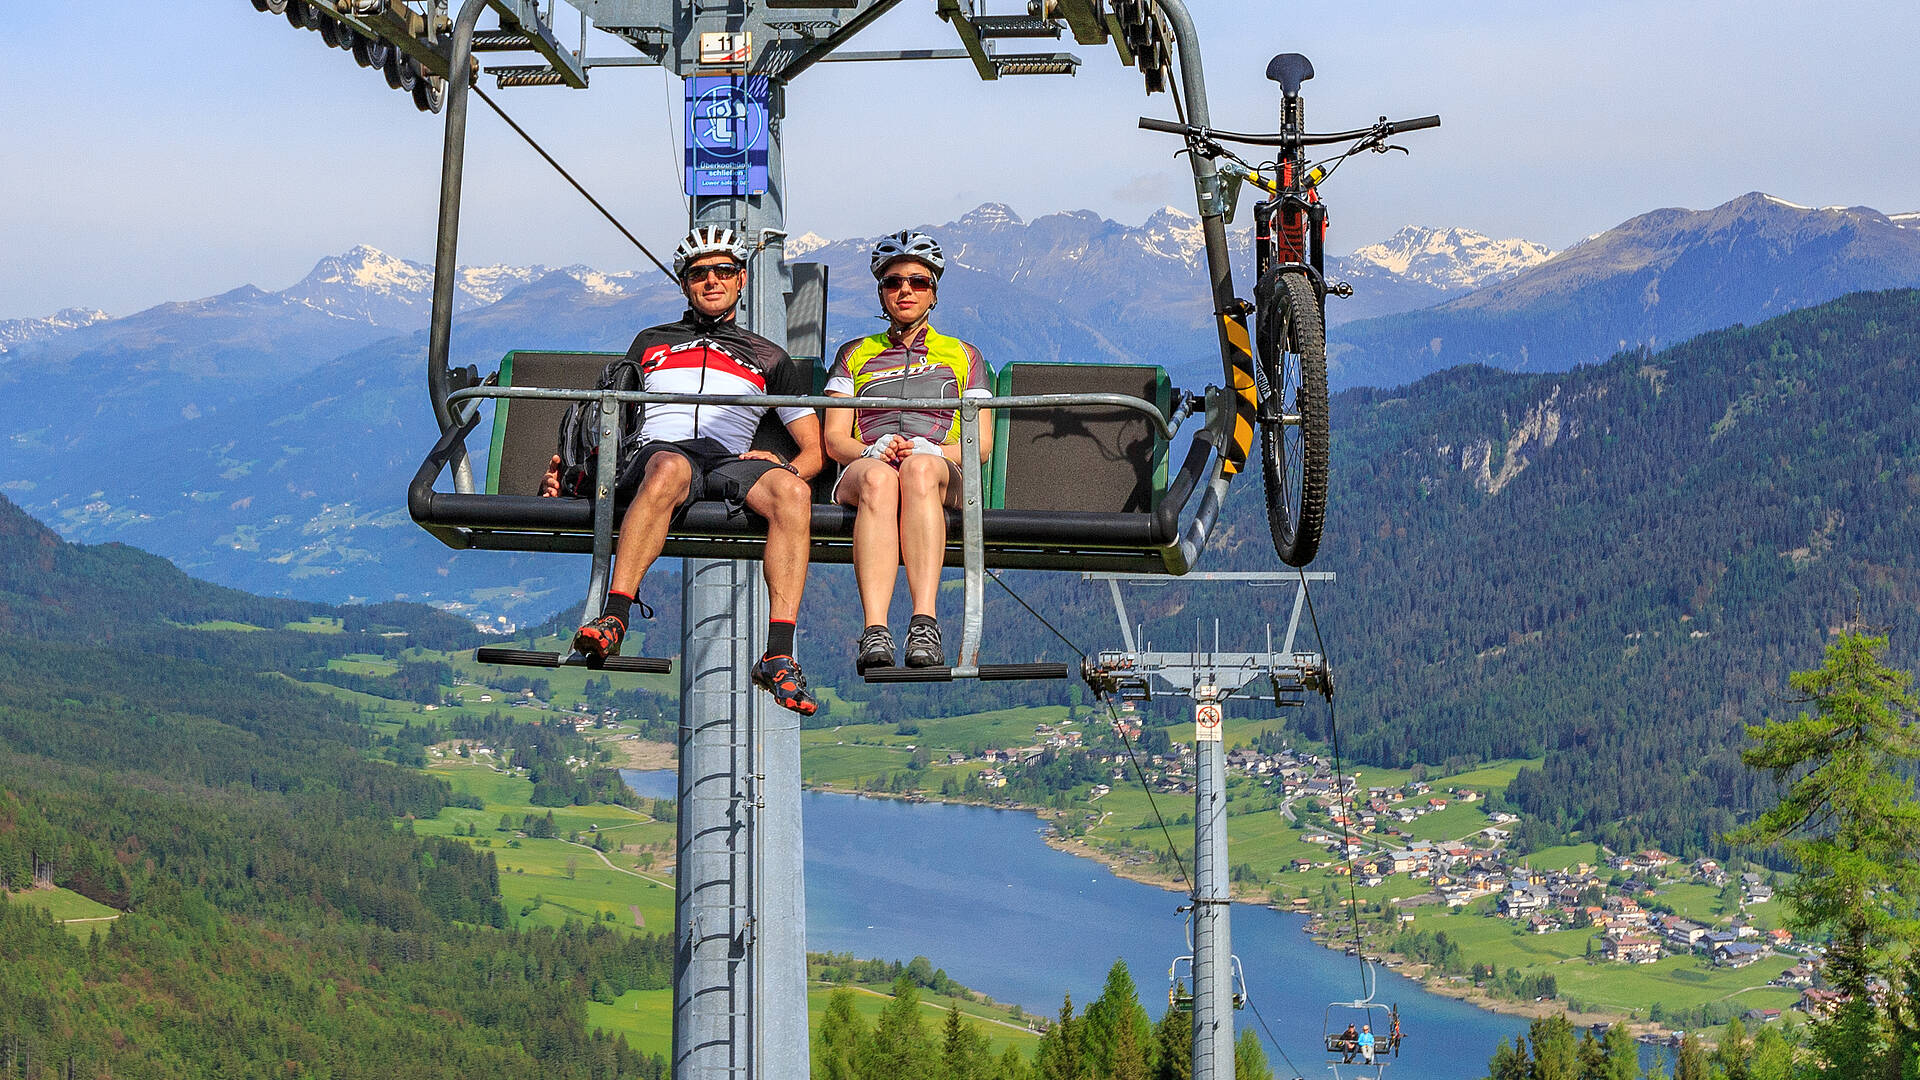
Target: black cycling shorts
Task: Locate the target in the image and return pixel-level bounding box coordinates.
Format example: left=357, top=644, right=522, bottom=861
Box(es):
left=616, top=437, right=788, bottom=516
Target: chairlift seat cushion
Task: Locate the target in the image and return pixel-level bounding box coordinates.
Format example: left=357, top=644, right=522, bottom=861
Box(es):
left=990, top=363, right=1169, bottom=513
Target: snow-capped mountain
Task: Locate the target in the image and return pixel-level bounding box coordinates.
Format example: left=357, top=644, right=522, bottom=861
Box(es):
left=1345, top=226, right=1552, bottom=291
left=0, top=307, right=110, bottom=355
left=1333, top=192, right=1920, bottom=387
left=281, top=245, right=653, bottom=328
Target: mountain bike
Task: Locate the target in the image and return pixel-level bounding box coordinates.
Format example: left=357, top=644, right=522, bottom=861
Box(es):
left=1143, top=53, right=1439, bottom=566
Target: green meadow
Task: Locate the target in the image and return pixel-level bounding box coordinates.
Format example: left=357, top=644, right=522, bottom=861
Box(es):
left=419, top=760, right=677, bottom=933
left=11, top=887, right=121, bottom=936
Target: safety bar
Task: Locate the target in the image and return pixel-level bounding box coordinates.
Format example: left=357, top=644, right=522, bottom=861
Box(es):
left=412, top=383, right=1233, bottom=675
left=445, top=385, right=1180, bottom=438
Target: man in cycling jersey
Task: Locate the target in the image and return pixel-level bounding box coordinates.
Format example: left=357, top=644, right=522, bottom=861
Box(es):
left=539, top=225, right=824, bottom=714
left=822, top=230, right=991, bottom=673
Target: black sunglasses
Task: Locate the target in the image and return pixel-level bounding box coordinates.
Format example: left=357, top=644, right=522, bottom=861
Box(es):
left=682, top=263, right=743, bottom=284
left=880, top=273, right=936, bottom=293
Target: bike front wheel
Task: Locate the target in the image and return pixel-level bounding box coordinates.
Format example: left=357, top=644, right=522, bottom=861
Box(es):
left=1253, top=268, right=1328, bottom=566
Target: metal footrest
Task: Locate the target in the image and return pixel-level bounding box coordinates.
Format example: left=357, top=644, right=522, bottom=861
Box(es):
left=991, top=53, right=1081, bottom=76
left=489, top=64, right=571, bottom=87
left=475, top=647, right=671, bottom=674
left=865, top=662, right=1070, bottom=683
left=973, top=14, right=1062, bottom=37
left=471, top=29, right=534, bottom=50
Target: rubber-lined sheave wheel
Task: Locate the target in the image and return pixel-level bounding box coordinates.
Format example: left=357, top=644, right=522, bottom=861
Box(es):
left=354, top=34, right=387, bottom=69
left=1253, top=267, right=1329, bottom=566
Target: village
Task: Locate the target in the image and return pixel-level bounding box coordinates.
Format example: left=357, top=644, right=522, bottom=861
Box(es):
left=451, top=666, right=1849, bottom=1033
left=950, top=715, right=1850, bottom=1030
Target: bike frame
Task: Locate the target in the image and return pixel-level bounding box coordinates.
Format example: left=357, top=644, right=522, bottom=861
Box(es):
left=1251, top=90, right=1330, bottom=306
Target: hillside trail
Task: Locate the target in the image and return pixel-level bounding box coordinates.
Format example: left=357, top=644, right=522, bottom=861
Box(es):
left=566, top=836, right=673, bottom=888
left=840, top=985, right=1036, bottom=1035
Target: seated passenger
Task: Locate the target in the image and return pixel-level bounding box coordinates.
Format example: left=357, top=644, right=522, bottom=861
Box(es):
left=1335, top=1022, right=1358, bottom=1062
left=539, top=226, right=823, bottom=714
left=822, top=230, right=991, bottom=673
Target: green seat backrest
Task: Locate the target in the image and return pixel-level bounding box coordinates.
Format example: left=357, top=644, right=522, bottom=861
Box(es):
left=989, top=363, right=1169, bottom=513
left=486, top=349, right=838, bottom=502
left=486, top=350, right=623, bottom=495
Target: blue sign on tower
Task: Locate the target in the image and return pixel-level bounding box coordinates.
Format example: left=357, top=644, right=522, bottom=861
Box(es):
left=684, top=75, right=769, bottom=196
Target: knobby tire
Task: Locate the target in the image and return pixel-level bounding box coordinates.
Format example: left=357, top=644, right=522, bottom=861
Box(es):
left=1254, top=268, right=1328, bottom=566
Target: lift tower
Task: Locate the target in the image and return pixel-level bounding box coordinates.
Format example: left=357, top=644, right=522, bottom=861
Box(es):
left=1085, top=571, right=1332, bottom=1080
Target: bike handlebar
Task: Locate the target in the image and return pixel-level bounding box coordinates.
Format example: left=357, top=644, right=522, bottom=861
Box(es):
left=1139, top=114, right=1440, bottom=148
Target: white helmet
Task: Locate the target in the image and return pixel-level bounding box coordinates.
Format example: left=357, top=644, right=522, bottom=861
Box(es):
left=672, top=226, right=749, bottom=278
left=870, top=230, right=945, bottom=281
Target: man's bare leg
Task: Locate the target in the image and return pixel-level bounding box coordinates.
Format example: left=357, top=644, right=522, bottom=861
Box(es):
left=741, top=467, right=814, bottom=624
left=608, top=452, right=695, bottom=596
left=838, top=458, right=902, bottom=628
left=743, top=467, right=819, bottom=715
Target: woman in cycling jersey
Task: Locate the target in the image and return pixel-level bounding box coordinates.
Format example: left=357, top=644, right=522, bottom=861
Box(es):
left=823, top=230, right=992, bottom=673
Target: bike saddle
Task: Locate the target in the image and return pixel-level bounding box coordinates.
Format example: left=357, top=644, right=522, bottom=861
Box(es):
left=1265, top=53, right=1314, bottom=96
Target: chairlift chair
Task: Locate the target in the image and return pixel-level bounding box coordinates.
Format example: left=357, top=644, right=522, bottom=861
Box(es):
left=1322, top=960, right=1402, bottom=1078
left=1165, top=954, right=1246, bottom=1012
left=407, top=8, right=1265, bottom=683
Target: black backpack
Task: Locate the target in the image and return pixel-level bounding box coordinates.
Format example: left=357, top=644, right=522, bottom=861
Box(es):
left=555, top=356, right=645, bottom=498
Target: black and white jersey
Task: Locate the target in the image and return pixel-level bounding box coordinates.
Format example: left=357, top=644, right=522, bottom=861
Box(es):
left=621, top=309, right=812, bottom=455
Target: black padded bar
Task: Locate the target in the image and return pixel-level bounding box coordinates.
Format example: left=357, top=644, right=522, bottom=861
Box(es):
left=864, top=662, right=1071, bottom=683
left=476, top=647, right=673, bottom=674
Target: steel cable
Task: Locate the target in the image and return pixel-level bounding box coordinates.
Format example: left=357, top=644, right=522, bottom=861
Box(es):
left=471, top=84, right=678, bottom=283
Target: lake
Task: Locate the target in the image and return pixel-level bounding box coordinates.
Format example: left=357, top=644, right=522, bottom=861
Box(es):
left=624, top=769, right=1525, bottom=1078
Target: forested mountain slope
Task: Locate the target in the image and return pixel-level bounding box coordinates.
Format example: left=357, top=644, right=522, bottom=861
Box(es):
left=945, top=289, right=1920, bottom=857
left=1307, top=287, right=1920, bottom=853
left=0, top=504, right=671, bottom=1079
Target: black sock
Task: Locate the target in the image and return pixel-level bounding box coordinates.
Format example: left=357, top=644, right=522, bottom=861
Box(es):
left=910, top=613, right=938, bottom=630
left=764, top=619, right=796, bottom=659
left=602, top=591, right=635, bottom=630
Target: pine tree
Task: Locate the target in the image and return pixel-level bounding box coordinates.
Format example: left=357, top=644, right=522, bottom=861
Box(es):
left=1151, top=1004, right=1192, bottom=1080
left=1110, top=1003, right=1149, bottom=1080
left=1596, top=1024, right=1638, bottom=1080
left=815, top=987, right=865, bottom=1080
left=1083, top=961, right=1153, bottom=1080
left=1486, top=1035, right=1529, bottom=1080
left=1746, top=1024, right=1796, bottom=1080
left=1674, top=1031, right=1709, bottom=1080
left=1712, top=1016, right=1752, bottom=1080
left=1232, top=1029, right=1271, bottom=1080
left=859, top=976, right=937, bottom=1080
left=1727, top=633, right=1920, bottom=1079
left=1035, top=994, right=1084, bottom=1080
left=1526, top=1016, right=1578, bottom=1080
left=940, top=1000, right=993, bottom=1080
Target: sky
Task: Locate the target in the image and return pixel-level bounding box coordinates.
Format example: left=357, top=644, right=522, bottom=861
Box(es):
left=4, top=0, right=1918, bottom=320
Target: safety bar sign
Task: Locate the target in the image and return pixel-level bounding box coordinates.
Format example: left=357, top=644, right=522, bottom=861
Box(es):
left=684, top=75, right=768, bottom=197
left=1194, top=701, right=1222, bottom=742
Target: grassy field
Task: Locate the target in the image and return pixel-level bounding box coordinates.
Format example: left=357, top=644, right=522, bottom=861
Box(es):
left=1392, top=801, right=1496, bottom=843
left=583, top=983, right=1042, bottom=1065
left=586, top=988, right=673, bottom=1059
left=419, top=760, right=677, bottom=933
left=1550, top=955, right=1803, bottom=1016
left=807, top=984, right=1042, bottom=1058
left=1517, top=843, right=1604, bottom=872
left=1435, top=759, right=1538, bottom=791
left=10, top=887, right=121, bottom=937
